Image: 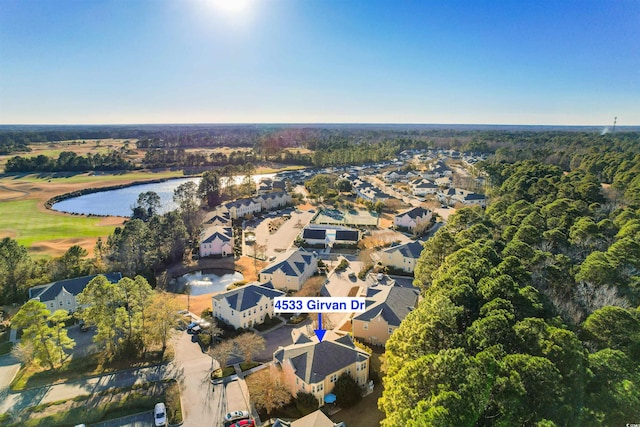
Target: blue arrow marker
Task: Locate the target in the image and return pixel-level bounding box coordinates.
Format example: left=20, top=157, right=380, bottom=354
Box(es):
left=315, top=312, right=327, bottom=342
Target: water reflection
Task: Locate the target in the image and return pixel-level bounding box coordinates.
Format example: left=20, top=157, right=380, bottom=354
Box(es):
left=176, top=270, right=244, bottom=296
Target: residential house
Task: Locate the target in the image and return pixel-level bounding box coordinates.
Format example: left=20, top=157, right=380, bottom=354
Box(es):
left=301, top=226, right=360, bottom=248
left=394, top=207, right=432, bottom=231
left=256, top=191, right=292, bottom=211
left=273, top=331, right=370, bottom=406
left=225, top=198, right=262, bottom=220
left=352, top=284, right=420, bottom=346
left=212, top=282, right=284, bottom=329
left=199, top=226, right=233, bottom=257
left=438, top=188, right=486, bottom=207
left=411, top=179, right=438, bottom=196
left=273, top=410, right=345, bottom=427
left=203, top=211, right=231, bottom=227
left=29, top=273, right=122, bottom=313
left=376, top=241, right=424, bottom=273
left=302, top=227, right=327, bottom=246
left=260, top=249, right=319, bottom=291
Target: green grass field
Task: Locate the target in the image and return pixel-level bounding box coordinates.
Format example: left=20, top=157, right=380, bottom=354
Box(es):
left=0, top=199, right=116, bottom=248
left=3, top=170, right=185, bottom=184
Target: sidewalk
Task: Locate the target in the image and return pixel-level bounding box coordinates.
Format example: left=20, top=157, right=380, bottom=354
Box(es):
left=0, top=362, right=172, bottom=415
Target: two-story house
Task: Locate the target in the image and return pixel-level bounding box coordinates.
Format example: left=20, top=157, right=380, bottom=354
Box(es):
left=376, top=241, right=424, bottom=273
left=29, top=272, right=122, bottom=313
left=199, top=226, right=233, bottom=257
left=352, top=284, right=420, bottom=346
left=393, top=207, right=432, bottom=231
left=273, top=331, right=370, bottom=406
left=260, top=249, right=318, bottom=291
left=212, top=282, right=284, bottom=329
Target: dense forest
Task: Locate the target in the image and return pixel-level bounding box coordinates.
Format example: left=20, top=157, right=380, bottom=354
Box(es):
left=380, top=147, right=640, bottom=424
left=4, top=151, right=134, bottom=173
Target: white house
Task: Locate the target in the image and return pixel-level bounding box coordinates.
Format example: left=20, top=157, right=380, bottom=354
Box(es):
left=29, top=273, right=122, bottom=313
left=260, top=249, right=319, bottom=291
left=199, top=226, right=233, bottom=257
left=411, top=179, right=438, bottom=196
left=394, top=207, right=432, bottom=231
left=375, top=241, right=424, bottom=273
left=225, top=198, right=262, bottom=220
left=212, top=282, right=284, bottom=329
left=256, top=191, right=292, bottom=211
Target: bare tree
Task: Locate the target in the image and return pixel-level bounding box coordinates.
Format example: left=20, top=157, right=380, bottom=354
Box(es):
left=246, top=369, right=292, bottom=416
left=209, top=340, right=235, bottom=372
left=11, top=341, right=35, bottom=366
left=234, top=332, right=266, bottom=364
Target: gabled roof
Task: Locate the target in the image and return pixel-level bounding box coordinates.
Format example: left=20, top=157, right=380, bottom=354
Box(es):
left=29, top=273, right=122, bottom=303
left=201, top=227, right=232, bottom=243
left=204, top=213, right=230, bottom=225
left=261, top=249, right=316, bottom=278
left=396, top=206, right=431, bottom=219
left=274, top=334, right=369, bottom=384
left=354, top=286, right=419, bottom=327
left=213, top=282, right=284, bottom=312
left=382, top=241, right=424, bottom=259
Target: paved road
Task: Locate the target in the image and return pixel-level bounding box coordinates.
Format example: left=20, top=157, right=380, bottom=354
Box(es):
left=0, top=363, right=170, bottom=415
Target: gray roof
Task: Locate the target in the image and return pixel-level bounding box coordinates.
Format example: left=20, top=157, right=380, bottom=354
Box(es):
left=274, top=335, right=368, bottom=384
left=201, top=227, right=232, bottom=243
left=397, top=207, right=431, bottom=219
left=382, top=241, right=424, bottom=259
left=354, top=286, right=419, bottom=327
left=213, top=282, right=284, bottom=312
left=29, top=273, right=122, bottom=303
left=261, top=250, right=316, bottom=278
left=303, top=228, right=326, bottom=240
left=335, top=230, right=359, bottom=242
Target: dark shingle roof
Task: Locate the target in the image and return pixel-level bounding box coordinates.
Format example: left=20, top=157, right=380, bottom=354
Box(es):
left=398, top=207, right=431, bottom=219
left=399, top=241, right=424, bottom=258
left=303, top=229, right=326, bottom=240
left=354, top=286, right=419, bottom=327
left=213, top=282, right=284, bottom=312
left=30, top=273, right=122, bottom=302
left=335, top=230, right=359, bottom=242
left=201, top=227, right=232, bottom=243
left=261, top=250, right=316, bottom=277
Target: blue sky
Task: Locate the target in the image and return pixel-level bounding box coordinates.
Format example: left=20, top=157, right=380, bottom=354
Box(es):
left=0, top=0, right=638, bottom=125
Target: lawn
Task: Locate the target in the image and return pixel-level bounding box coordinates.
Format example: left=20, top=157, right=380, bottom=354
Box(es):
left=4, top=379, right=181, bottom=427
left=0, top=199, right=116, bottom=249
left=11, top=347, right=172, bottom=391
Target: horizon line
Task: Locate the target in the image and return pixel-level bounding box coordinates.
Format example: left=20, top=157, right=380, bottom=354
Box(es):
left=0, top=122, right=637, bottom=128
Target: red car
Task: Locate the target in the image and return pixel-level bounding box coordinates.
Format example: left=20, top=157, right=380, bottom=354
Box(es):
left=231, top=420, right=254, bottom=427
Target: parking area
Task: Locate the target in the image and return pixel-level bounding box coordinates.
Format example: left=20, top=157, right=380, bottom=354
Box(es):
left=91, top=411, right=154, bottom=427
left=243, top=209, right=314, bottom=259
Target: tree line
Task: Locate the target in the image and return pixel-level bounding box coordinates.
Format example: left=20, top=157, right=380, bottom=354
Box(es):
left=5, top=151, right=134, bottom=173
left=381, top=157, right=640, bottom=425
left=11, top=275, right=180, bottom=368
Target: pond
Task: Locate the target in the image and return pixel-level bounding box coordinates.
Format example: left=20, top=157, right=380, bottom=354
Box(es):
left=51, top=173, right=275, bottom=217
left=174, top=270, right=245, bottom=296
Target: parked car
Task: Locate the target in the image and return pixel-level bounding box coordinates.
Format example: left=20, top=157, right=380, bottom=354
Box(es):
left=231, top=420, right=255, bottom=427
left=224, top=410, right=250, bottom=422
left=154, top=402, right=167, bottom=427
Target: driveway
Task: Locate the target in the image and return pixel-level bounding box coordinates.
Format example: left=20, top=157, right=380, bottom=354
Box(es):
left=244, top=210, right=314, bottom=259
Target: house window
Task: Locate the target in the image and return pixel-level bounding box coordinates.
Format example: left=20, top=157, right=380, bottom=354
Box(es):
left=330, top=374, right=337, bottom=383
left=388, top=327, right=394, bottom=334
left=59, top=301, right=63, bottom=306
left=302, top=383, right=305, bottom=390
left=243, top=313, right=246, bottom=318
left=363, top=323, right=368, bottom=330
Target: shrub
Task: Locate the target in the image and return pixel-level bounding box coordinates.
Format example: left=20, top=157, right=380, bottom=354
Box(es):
left=295, top=391, right=319, bottom=416
left=333, top=373, right=362, bottom=408
left=336, top=259, right=349, bottom=271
